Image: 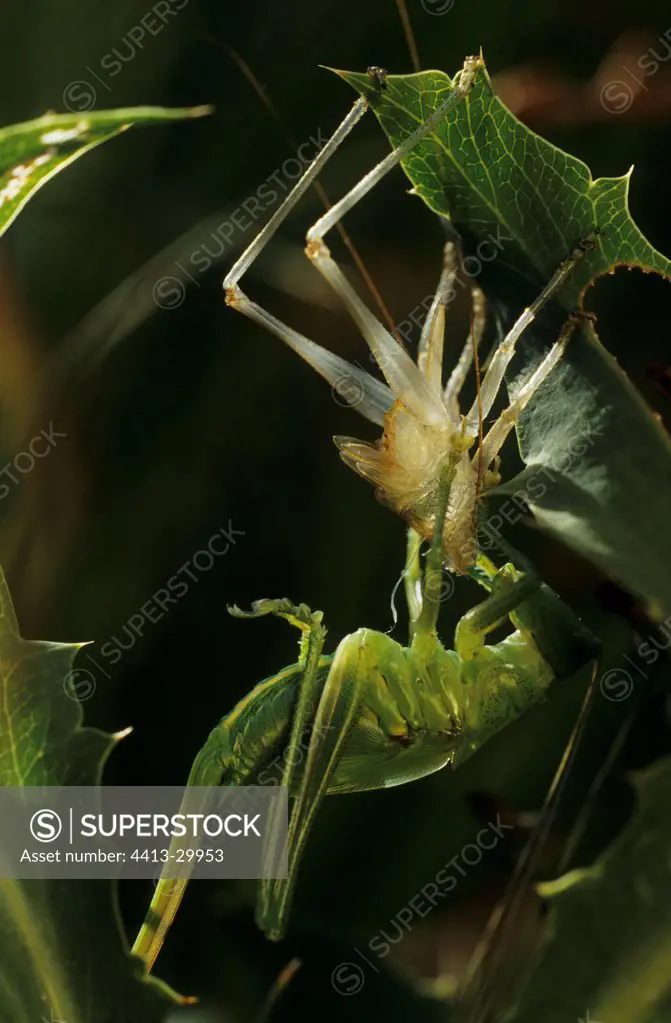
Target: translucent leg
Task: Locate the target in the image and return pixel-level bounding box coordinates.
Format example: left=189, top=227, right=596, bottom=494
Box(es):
left=224, top=57, right=481, bottom=427
left=224, top=100, right=367, bottom=291
left=464, top=236, right=598, bottom=436
left=304, top=56, right=481, bottom=246
left=443, top=279, right=486, bottom=420
left=476, top=312, right=582, bottom=469
left=417, top=242, right=460, bottom=400
left=222, top=99, right=395, bottom=425
left=305, top=235, right=446, bottom=423
left=302, top=59, right=482, bottom=425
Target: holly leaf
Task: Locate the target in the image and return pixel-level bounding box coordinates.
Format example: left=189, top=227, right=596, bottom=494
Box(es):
left=339, top=60, right=671, bottom=616
left=0, top=104, right=211, bottom=237
left=336, top=60, right=671, bottom=304
left=508, top=755, right=671, bottom=1023
left=0, top=567, right=183, bottom=1022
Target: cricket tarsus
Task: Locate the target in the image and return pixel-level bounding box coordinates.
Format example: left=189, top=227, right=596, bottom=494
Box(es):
left=366, top=65, right=389, bottom=88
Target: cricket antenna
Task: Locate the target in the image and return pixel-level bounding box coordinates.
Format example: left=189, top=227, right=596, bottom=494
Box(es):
left=395, top=0, right=422, bottom=72
left=210, top=37, right=402, bottom=342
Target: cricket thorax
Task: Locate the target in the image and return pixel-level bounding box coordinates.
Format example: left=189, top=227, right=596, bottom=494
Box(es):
left=336, top=400, right=482, bottom=572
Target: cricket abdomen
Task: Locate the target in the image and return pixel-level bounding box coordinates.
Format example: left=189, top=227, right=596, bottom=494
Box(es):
left=214, top=633, right=463, bottom=796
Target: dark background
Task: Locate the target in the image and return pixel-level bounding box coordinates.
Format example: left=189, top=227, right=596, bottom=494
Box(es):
left=1, top=1, right=671, bottom=1020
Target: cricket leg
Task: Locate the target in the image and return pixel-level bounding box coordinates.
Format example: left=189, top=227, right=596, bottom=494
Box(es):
left=464, top=235, right=600, bottom=435
left=228, top=599, right=329, bottom=929
left=226, top=57, right=481, bottom=428
left=258, top=627, right=374, bottom=939
left=132, top=599, right=326, bottom=970
left=476, top=312, right=585, bottom=469
left=443, top=277, right=486, bottom=421
left=470, top=543, right=601, bottom=681
left=131, top=704, right=279, bottom=971
left=222, top=99, right=396, bottom=426
left=454, top=564, right=540, bottom=661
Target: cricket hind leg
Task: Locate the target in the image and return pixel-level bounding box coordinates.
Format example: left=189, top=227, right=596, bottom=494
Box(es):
left=223, top=98, right=396, bottom=427
left=228, top=598, right=332, bottom=935
left=225, top=58, right=481, bottom=427
left=258, top=625, right=374, bottom=939
left=132, top=661, right=303, bottom=971
left=132, top=746, right=244, bottom=972
left=225, top=597, right=370, bottom=942
left=133, top=599, right=327, bottom=970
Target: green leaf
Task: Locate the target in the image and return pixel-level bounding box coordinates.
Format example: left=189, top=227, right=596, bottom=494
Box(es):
left=509, top=755, right=671, bottom=1023
left=338, top=61, right=671, bottom=616
left=0, top=567, right=183, bottom=1022
left=337, top=61, right=670, bottom=305
left=0, top=105, right=211, bottom=237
